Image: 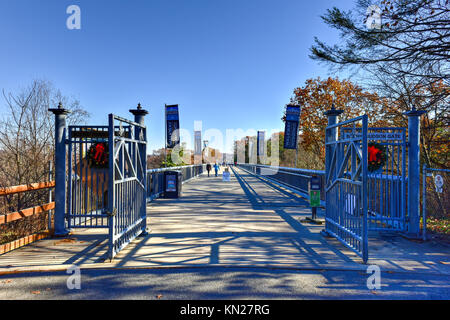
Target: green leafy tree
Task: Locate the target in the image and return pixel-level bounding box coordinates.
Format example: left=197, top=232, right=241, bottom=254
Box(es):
left=310, top=0, right=449, bottom=82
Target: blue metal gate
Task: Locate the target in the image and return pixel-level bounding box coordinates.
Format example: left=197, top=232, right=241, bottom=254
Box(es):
left=340, top=127, right=408, bottom=232
left=325, top=116, right=369, bottom=263
left=66, top=114, right=147, bottom=260
left=67, top=125, right=110, bottom=229
left=108, top=114, right=147, bottom=260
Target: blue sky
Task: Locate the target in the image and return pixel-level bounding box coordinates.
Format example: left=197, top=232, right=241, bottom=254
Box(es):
left=0, top=0, right=355, bottom=153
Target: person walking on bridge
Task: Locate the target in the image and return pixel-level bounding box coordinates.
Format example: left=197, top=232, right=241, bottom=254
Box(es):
left=214, top=163, right=220, bottom=177
left=206, top=163, right=212, bottom=177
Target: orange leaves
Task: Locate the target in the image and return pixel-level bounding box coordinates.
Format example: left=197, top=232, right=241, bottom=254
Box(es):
left=293, top=77, right=386, bottom=162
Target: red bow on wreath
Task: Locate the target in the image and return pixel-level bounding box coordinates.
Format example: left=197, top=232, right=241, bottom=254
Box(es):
left=368, top=145, right=381, bottom=162
left=88, top=142, right=108, bottom=168
left=367, top=142, right=386, bottom=172
left=94, top=143, right=106, bottom=161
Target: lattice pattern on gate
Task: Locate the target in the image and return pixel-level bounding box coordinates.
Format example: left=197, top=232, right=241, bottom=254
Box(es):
left=67, top=126, right=110, bottom=229
left=108, top=114, right=147, bottom=260
left=341, top=127, right=408, bottom=232
left=325, top=116, right=369, bottom=263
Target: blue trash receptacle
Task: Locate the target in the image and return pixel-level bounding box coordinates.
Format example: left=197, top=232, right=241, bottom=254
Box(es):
left=164, top=170, right=182, bottom=198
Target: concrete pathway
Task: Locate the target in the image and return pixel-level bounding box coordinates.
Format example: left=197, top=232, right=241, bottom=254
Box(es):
left=1, top=267, right=449, bottom=300
left=0, top=167, right=449, bottom=274
left=0, top=166, right=449, bottom=299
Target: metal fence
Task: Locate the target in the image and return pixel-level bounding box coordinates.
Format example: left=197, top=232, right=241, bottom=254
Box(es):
left=237, top=164, right=326, bottom=204
left=67, top=125, right=110, bottom=229
left=422, top=166, right=449, bottom=240
left=364, top=127, right=407, bottom=232
left=146, top=164, right=205, bottom=201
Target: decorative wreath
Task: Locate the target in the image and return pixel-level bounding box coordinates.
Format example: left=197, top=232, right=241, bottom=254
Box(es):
left=87, top=142, right=109, bottom=168
left=368, top=142, right=387, bottom=172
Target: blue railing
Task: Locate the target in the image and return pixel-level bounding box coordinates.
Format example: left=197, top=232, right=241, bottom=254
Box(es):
left=146, top=164, right=205, bottom=201
left=236, top=164, right=326, bottom=205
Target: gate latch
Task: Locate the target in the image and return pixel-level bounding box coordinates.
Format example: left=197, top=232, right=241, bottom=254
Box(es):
left=105, top=208, right=117, bottom=217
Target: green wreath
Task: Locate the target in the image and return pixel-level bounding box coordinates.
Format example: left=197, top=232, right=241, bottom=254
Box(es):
left=87, top=142, right=109, bottom=168
left=368, top=142, right=387, bottom=172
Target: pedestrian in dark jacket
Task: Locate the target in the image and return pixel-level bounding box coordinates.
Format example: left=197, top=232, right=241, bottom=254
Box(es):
left=206, top=163, right=212, bottom=177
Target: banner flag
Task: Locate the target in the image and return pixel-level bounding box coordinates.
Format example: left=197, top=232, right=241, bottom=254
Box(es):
left=283, top=105, right=301, bottom=150
left=166, top=104, right=180, bottom=148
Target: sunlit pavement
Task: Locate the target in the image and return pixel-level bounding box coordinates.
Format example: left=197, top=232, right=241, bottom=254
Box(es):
left=0, top=167, right=449, bottom=299
left=1, top=267, right=449, bottom=300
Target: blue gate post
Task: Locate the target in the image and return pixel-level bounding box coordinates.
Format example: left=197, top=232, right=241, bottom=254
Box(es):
left=49, top=103, right=71, bottom=237
left=324, top=105, right=344, bottom=172
left=130, top=103, right=149, bottom=235
left=404, top=107, right=426, bottom=237
left=322, top=105, right=344, bottom=237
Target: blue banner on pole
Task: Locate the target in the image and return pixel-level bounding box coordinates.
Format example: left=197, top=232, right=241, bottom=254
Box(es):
left=166, top=105, right=180, bottom=148
left=283, top=105, right=301, bottom=150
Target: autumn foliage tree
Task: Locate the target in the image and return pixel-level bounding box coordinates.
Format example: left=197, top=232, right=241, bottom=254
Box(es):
left=394, top=80, right=449, bottom=168
left=309, top=0, right=449, bottom=169
left=368, top=70, right=449, bottom=168
left=292, top=77, right=388, bottom=164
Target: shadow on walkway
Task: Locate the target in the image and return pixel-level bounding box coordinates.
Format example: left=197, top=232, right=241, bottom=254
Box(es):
left=1, top=167, right=449, bottom=276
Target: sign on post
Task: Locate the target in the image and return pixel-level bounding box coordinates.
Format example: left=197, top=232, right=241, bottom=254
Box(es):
left=309, top=175, right=321, bottom=208
left=342, top=130, right=405, bottom=141
left=435, top=175, right=444, bottom=193
left=166, top=105, right=180, bottom=148
left=300, top=174, right=322, bottom=223
left=283, top=105, right=301, bottom=150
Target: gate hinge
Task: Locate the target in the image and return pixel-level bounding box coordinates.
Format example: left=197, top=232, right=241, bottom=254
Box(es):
left=105, top=208, right=117, bottom=217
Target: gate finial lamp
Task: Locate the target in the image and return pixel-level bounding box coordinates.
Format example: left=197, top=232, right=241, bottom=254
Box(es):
left=130, top=103, right=149, bottom=118
left=324, top=104, right=344, bottom=117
